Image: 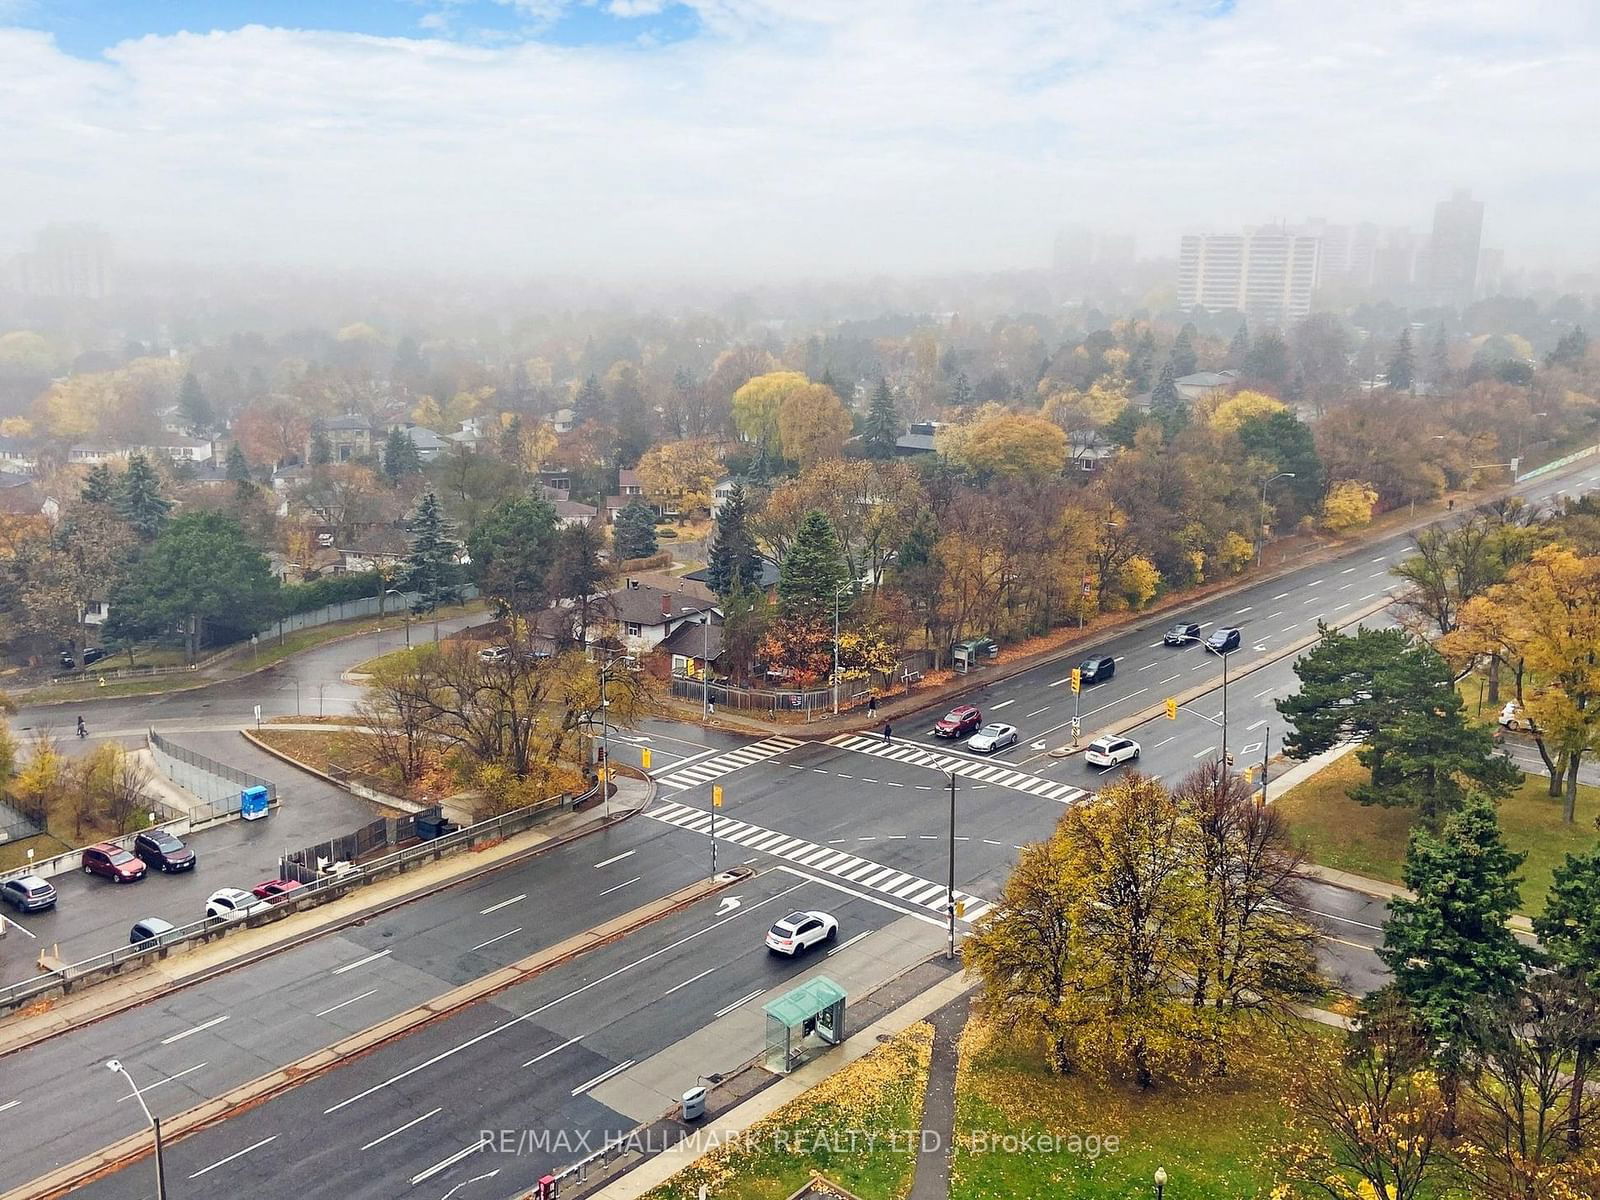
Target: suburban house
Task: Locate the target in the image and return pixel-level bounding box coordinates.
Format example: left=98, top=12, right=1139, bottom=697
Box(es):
left=659, top=618, right=723, bottom=681
left=0, top=437, right=36, bottom=474
left=592, top=579, right=721, bottom=656
left=1174, top=370, right=1239, bottom=404
left=316, top=415, right=377, bottom=462
left=552, top=498, right=599, bottom=528
left=335, top=528, right=411, bottom=573
left=398, top=424, right=448, bottom=461
left=68, top=436, right=214, bottom=465
left=544, top=407, right=575, bottom=434
left=447, top=417, right=488, bottom=451
left=1070, top=430, right=1121, bottom=472
left=894, top=420, right=942, bottom=456
left=683, top=557, right=781, bottom=593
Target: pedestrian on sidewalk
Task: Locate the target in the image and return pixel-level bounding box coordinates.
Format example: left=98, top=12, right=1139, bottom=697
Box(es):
left=868, top=694, right=877, bottom=717
left=883, top=722, right=892, bottom=743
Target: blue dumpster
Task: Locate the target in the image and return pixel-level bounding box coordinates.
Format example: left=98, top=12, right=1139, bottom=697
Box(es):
left=240, top=785, right=270, bottom=821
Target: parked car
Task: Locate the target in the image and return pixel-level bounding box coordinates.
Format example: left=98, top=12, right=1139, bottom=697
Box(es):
left=1206, top=627, right=1242, bottom=654
left=1163, top=622, right=1202, bottom=646
left=129, top=917, right=181, bottom=949
left=765, top=910, right=838, bottom=956
left=0, top=874, right=57, bottom=913
left=82, top=843, right=147, bottom=884
left=205, top=887, right=266, bottom=922
left=933, top=705, right=983, bottom=738
left=251, top=878, right=306, bottom=903
left=1079, top=655, right=1116, bottom=685
left=967, top=723, right=1019, bottom=753
left=134, top=829, right=197, bottom=873
left=1084, top=735, right=1141, bottom=768
left=477, top=645, right=511, bottom=664
left=81, top=646, right=106, bottom=666
left=58, top=651, right=75, bottom=670
left=316, top=531, right=335, bottom=547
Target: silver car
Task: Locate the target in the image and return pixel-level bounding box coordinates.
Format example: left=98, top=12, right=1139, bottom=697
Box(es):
left=967, top=723, right=1019, bottom=753
left=0, top=875, right=57, bottom=913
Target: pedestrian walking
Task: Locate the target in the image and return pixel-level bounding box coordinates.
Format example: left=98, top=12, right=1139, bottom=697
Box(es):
left=883, top=722, right=892, bottom=743
left=867, top=694, right=877, bottom=717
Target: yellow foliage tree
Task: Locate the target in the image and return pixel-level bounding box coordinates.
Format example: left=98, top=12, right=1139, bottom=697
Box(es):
left=636, top=438, right=724, bottom=516
left=732, top=371, right=809, bottom=454
left=1215, top=530, right=1256, bottom=575
left=1206, top=389, right=1287, bottom=433
left=1321, top=480, right=1378, bottom=532
left=776, top=383, right=852, bottom=468
left=1119, top=555, right=1161, bottom=609
left=1039, top=376, right=1129, bottom=430
left=956, top=412, right=1070, bottom=480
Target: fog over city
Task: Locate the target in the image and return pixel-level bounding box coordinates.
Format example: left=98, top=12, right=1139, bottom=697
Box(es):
left=4, top=0, right=1600, bottom=280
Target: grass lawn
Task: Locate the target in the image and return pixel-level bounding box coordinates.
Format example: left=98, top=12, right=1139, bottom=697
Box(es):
left=1275, top=751, right=1600, bottom=913
left=0, top=831, right=73, bottom=873
left=643, top=1023, right=932, bottom=1200
left=951, top=1017, right=1319, bottom=1200
left=253, top=728, right=386, bottom=778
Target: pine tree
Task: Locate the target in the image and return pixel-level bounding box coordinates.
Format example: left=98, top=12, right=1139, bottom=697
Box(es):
left=224, top=442, right=251, bottom=483
left=862, top=379, right=900, bottom=460
left=612, top=498, right=659, bottom=561
left=573, top=374, right=605, bottom=424
left=498, top=415, right=524, bottom=464
left=1171, top=324, right=1199, bottom=377
left=950, top=370, right=975, bottom=409
left=1380, top=794, right=1528, bottom=1131
left=400, top=490, right=463, bottom=612
left=1429, top=325, right=1451, bottom=389
left=81, top=464, right=114, bottom=505
left=1387, top=327, right=1416, bottom=393
left=1545, top=326, right=1589, bottom=370
left=778, top=510, right=848, bottom=624
left=1226, top=321, right=1249, bottom=368
left=383, top=427, right=423, bottom=483
left=1534, top=846, right=1600, bottom=1148
left=178, top=371, right=213, bottom=435
left=1243, top=328, right=1291, bottom=385
left=1151, top=362, right=1180, bottom=408
left=114, top=454, right=171, bottom=541
left=310, top=427, right=333, bottom=466
left=706, top=483, right=764, bottom=598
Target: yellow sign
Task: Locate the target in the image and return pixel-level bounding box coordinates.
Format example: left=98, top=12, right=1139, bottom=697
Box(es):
left=955, top=899, right=966, bottom=918
left=641, top=748, right=652, bottom=770
left=712, top=785, right=723, bottom=808
left=1070, top=668, right=1081, bottom=694
left=1165, top=697, right=1177, bottom=720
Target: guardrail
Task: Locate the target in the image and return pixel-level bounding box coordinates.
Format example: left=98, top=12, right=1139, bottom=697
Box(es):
left=1516, top=441, right=1599, bottom=483
left=0, top=778, right=601, bottom=1014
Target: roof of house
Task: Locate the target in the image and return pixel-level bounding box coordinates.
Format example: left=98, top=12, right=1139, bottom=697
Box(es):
left=659, top=619, right=724, bottom=663
left=400, top=425, right=448, bottom=450
left=552, top=499, right=598, bottom=520
left=603, top=581, right=720, bottom=627
left=683, top=556, right=780, bottom=590
left=324, top=415, right=371, bottom=432
left=894, top=432, right=938, bottom=453
left=1176, top=370, right=1238, bottom=389
left=0, top=436, right=32, bottom=455
left=618, top=468, right=643, bottom=489
left=336, top=529, right=411, bottom=558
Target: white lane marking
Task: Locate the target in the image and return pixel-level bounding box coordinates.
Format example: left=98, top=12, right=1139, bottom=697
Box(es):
left=1272, top=592, right=1290, bottom=600
left=523, top=1034, right=585, bottom=1067
left=1358, top=593, right=1376, bottom=602
left=1247, top=719, right=1268, bottom=731
left=828, top=930, right=873, bottom=956
left=1253, top=687, right=1275, bottom=699
left=713, top=991, right=764, bottom=1019
left=1307, top=579, right=1325, bottom=587
left=886, top=781, right=903, bottom=787
left=664, top=967, right=718, bottom=996
left=117, top=1062, right=208, bottom=1102
left=1266, top=610, right=1283, bottom=619
left=0, top=914, right=36, bottom=940
left=315, top=989, right=379, bottom=1018
left=1049, top=676, right=1072, bottom=687
left=651, top=746, right=720, bottom=771
left=1340, top=567, right=1357, bottom=574
left=323, top=881, right=808, bottom=1114
left=1191, top=662, right=1210, bottom=671
left=189, top=1134, right=279, bottom=1180
left=572, top=1059, right=637, bottom=1096
left=1138, top=662, right=1157, bottom=671
left=988, top=699, right=1015, bottom=710
left=1151, top=736, right=1175, bottom=750
left=1148, top=641, right=1166, bottom=648
left=1372, top=556, right=1388, bottom=563
left=478, top=893, right=526, bottom=915
left=1280, top=626, right=1298, bottom=635
left=982, top=839, right=1003, bottom=846
left=469, top=927, right=523, bottom=952
left=331, top=948, right=393, bottom=975
left=597, top=876, right=641, bottom=898
left=1235, top=606, right=1253, bottom=614
left=0, top=1100, right=19, bottom=1114
left=361, top=1106, right=442, bottom=1151
left=441, top=1170, right=502, bottom=1199
left=1193, top=745, right=1217, bottom=759
left=1332, top=602, right=1349, bottom=612
left=593, top=851, right=636, bottom=869
left=1368, top=571, right=1387, bottom=579
left=1159, top=674, right=1181, bottom=685
left=1302, top=908, right=1385, bottom=932
left=411, top=1140, right=486, bottom=1186
left=1025, top=706, right=1051, bottom=717
left=161, top=1014, right=230, bottom=1045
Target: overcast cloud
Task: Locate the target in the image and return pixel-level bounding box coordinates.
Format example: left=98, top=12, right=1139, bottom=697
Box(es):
left=2, top=1, right=1597, bottom=280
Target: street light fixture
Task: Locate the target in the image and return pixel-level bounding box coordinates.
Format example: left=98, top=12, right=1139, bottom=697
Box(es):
left=1256, top=472, right=1295, bottom=568
left=1155, top=1166, right=1167, bottom=1200
left=384, top=588, right=410, bottom=646
left=107, top=1059, right=167, bottom=1199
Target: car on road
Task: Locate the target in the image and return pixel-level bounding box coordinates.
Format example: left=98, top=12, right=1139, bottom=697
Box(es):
left=765, top=910, right=838, bottom=956
left=0, top=875, right=57, bottom=913
left=134, top=829, right=197, bottom=873
left=478, top=645, right=510, bottom=664
left=58, top=650, right=75, bottom=670
left=1163, top=622, right=1202, bottom=646
left=205, top=887, right=267, bottom=922
left=1498, top=700, right=1536, bottom=732
left=934, top=705, right=983, bottom=738
left=251, top=878, right=307, bottom=903
left=1079, top=655, right=1115, bottom=685
left=81, top=646, right=106, bottom=666
left=1084, top=735, right=1141, bottom=768
left=1205, top=627, right=1242, bottom=654
left=129, top=917, right=182, bottom=948
left=82, top=843, right=147, bottom=884
left=967, top=722, right=1019, bottom=753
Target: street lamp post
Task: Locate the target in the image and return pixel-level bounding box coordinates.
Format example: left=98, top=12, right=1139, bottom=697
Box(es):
left=385, top=588, right=410, bottom=646
left=1220, top=646, right=1230, bottom=769
left=944, top=769, right=957, bottom=962
left=1154, top=1166, right=1167, bottom=1200
left=107, top=1060, right=166, bottom=1200
left=832, top=584, right=849, bottom=717
left=1257, top=472, right=1295, bottom=568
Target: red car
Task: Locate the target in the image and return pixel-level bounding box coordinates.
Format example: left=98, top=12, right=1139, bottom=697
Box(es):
left=251, top=878, right=306, bottom=903
left=82, top=842, right=147, bottom=884
left=934, top=705, right=983, bottom=738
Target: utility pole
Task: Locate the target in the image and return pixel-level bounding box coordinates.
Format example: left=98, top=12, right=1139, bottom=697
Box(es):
left=107, top=1060, right=166, bottom=1199
left=599, top=652, right=611, bottom=819
left=1260, top=727, right=1271, bottom=805
left=702, top=613, right=711, bottom=722
left=831, top=584, right=848, bottom=716
left=945, top=770, right=957, bottom=961
left=1220, top=648, right=1229, bottom=769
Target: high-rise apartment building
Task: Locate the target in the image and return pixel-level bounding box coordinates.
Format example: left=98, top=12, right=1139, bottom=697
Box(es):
left=4, top=224, right=114, bottom=299
left=1177, top=226, right=1321, bottom=325
left=1425, top=189, right=1483, bottom=307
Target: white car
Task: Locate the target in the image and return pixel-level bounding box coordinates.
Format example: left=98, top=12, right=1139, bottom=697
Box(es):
left=478, top=646, right=510, bottom=664
left=1498, top=700, right=1535, bottom=732
left=1084, top=736, right=1140, bottom=768
left=967, top=723, right=1019, bottom=753
left=205, top=887, right=266, bottom=923
left=765, top=910, right=838, bottom=956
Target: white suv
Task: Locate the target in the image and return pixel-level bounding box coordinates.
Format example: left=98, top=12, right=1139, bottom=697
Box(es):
left=1084, top=736, right=1140, bottom=768
left=765, top=910, right=838, bottom=956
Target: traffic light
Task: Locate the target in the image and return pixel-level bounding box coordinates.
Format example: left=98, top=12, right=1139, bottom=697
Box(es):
left=1225, top=752, right=1235, bottom=766
left=641, top=748, right=652, bottom=770
left=712, top=784, right=724, bottom=808
left=1164, top=697, right=1177, bottom=720
left=1070, top=668, right=1082, bottom=694
left=1242, top=766, right=1255, bottom=784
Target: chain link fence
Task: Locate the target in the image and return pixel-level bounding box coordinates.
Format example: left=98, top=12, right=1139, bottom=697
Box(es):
left=148, top=729, right=278, bottom=811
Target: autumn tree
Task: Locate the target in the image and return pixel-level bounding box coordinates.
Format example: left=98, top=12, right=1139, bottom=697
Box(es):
left=753, top=459, right=923, bottom=592
left=944, top=411, right=1068, bottom=482
left=1393, top=509, right=1541, bottom=639
left=635, top=438, right=722, bottom=518
left=1205, top=388, right=1286, bottom=434
left=550, top=520, right=611, bottom=647
left=233, top=399, right=310, bottom=469
left=775, top=380, right=852, bottom=468
left=296, top=463, right=385, bottom=531
left=1320, top=479, right=1377, bottom=532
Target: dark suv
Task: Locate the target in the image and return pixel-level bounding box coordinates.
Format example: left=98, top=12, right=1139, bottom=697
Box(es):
left=1163, top=622, right=1201, bottom=646
left=1079, top=655, right=1116, bottom=685
left=134, top=829, right=197, bottom=873
left=1206, top=627, right=1242, bottom=654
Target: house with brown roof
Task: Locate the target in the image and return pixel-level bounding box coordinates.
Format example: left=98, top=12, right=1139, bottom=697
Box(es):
left=592, top=578, right=721, bottom=655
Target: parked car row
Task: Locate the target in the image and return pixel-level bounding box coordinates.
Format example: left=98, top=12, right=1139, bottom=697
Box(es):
left=127, top=879, right=306, bottom=948
left=1163, top=622, right=1242, bottom=654
left=80, top=828, right=200, bottom=885
left=58, top=646, right=107, bottom=670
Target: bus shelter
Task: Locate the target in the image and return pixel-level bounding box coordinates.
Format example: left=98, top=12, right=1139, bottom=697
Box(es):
left=763, top=976, right=846, bottom=1074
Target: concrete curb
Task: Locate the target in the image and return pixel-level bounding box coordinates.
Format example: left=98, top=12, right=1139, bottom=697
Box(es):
left=2, top=868, right=746, bottom=1200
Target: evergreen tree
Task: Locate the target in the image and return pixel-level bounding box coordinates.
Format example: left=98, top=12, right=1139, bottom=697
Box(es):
left=465, top=495, right=558, bottom=614
left=612, top=498, right=659, bottom=561
left=1545, top=326, right=1589, bottom=370
left=1226, top=320, right=1249, bottom=368
left=1171, top=323, right=1199, bottom=377
left=400, top=490, right=463, bottom=612
left=706, top=483, right=764, bottom=598
left=1243, top=328, right=1291, bottom=385
left=1387, top=326, right=1416, bottom=393
left=862, top=379, right=900, bottom=460
left=573, top=374, right=605, bottom=424
left=383, top=427, right=423, bottom=483
left=498, top=415, right=524, bottom=464
left=1429, top=324, right=1451, bottom=389
left=178, top=371, right=213, bottom=434
left=1102, top=404, right=1148, bottom=448
left=309, top=427, right=333, bottom=466
left=950, top=370, right=975, bottom=409
left=1534, top=846, right=1600, bottom=1147
left=1380, top=794, right=1529, bottom=1130
left=80, top=464, right=114, bottom=505
left=1151, top=362, right=1181, bottom=408
left=224, top=442, right=251, bottom=483
left=778, top=510, right=848, bottom=624
left=114, top=454, right=171, bottom=541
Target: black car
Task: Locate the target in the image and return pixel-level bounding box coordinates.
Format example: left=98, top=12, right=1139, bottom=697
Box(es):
left=1162, top=622, right=1201, bottom=646
left=81, top=646, right=106, bottom=666
left=1079, top=655, right=1116, bottom=685
left=133, top=829, right=197, bottom=873
left=1206, top=627, right=1242, bottom=654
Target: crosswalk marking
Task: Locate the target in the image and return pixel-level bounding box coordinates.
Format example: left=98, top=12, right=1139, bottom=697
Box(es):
left=647, top=800, right=994, bottom=923
left=823, top=735, right=1090, bottom=805
left=657, top=736, right=804, bottom=791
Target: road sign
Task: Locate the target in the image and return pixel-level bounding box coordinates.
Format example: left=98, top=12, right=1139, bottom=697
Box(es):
left=712, top=785, right=724, bottom=808
left=1070, top=717, right=1081, bottom=741
left=641, top=748, right=652, bottom=770
left=1164, top=697, right=1177, bottom=720
left=1070, top=668, right=1081, bottom=694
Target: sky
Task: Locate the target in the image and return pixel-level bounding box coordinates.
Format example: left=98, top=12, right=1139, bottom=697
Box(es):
left=2, top=1, right=1598, bottom=282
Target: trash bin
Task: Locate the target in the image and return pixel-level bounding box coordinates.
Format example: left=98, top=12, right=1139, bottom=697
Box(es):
left=681, top=1086, right=707, bottom=1121
left=416, top=814, right=445, bottom=840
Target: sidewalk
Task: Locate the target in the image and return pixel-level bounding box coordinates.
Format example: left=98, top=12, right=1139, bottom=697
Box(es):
left=907, top=992, right=972, bottom=1200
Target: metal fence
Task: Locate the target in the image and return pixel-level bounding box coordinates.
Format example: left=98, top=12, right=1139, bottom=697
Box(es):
left=0, top=777, right=599, bottom=1013
left=267, top=583, right=480, bottom=638
left=0, top=798, right=42, bottom=846
left=671, top=652, right=935, bottom=721
left=148, top=729, right=278, bottom=809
